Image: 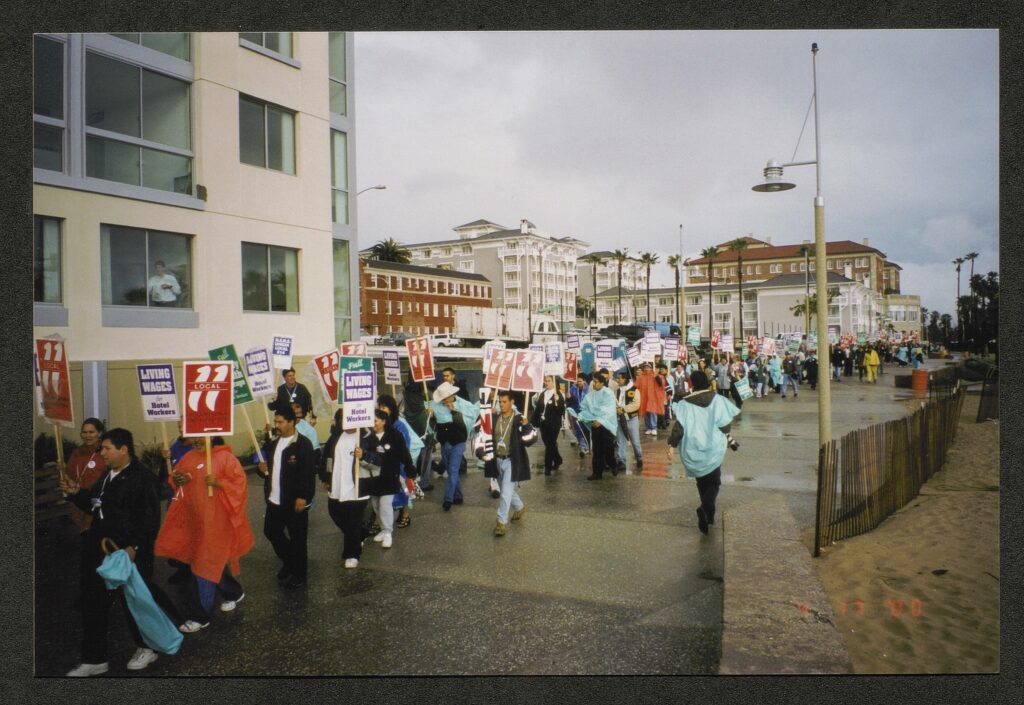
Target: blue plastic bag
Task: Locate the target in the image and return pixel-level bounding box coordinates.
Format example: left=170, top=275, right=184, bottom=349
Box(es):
left=97, top=550, right=183, bottom=655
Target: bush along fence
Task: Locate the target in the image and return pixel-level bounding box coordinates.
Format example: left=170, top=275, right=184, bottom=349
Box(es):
left=813, top=386, right=965, bottom=556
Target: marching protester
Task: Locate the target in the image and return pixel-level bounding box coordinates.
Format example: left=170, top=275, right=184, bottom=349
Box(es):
left=531, top=374, right=565, bottom=476
left=666, top=371, right=742, bottom=535
left=429, top=381, right=480, bottom=511
left=258, top=404, right=317, bottom=589
left=578, top=372, right=620, bottom=480
left=614, top=369, right=643, bottom=474
left=360, top=409, right=415, bottom=550
left=60, top=428, right=181, bottom=676
left=155, top=436, right=254, bottom=633
left=864, top=344, right=880, bottom=383
left=567, top=374, right=591, bottom=457
left=781, top=353, right=799, bottom=399
left=272, top=368, right=316, bottom=427
left=321, top=410, right=369, bottom=569
left=377, top=394, right=424, bottom=529
left=66, top=418, right=107, bottom=532
left=804, top=350, right=819, bottom=391
left=487, top=390, right=537, bottom=536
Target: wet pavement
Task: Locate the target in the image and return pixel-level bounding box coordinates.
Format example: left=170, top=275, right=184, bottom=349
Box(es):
left=34, top=361, right=939, bottom=676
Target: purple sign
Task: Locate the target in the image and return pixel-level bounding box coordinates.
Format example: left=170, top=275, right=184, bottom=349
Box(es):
left=136, top=363, right=181, bottom=422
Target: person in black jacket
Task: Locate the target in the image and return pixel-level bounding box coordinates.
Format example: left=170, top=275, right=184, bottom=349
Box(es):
left=258, top=404, right=316, bottom=589
left=530, top=374, right=565, bottom=476
left=491, top=390, right=538, bottom=536
left=271, top=368, right=316, bottom=427
left=360, top=409, right=414, bottom=550
left=60, top=428, right=180, bottom=676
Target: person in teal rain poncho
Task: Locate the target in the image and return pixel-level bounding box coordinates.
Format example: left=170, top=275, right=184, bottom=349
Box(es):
left=767, top=354, right=783, bottom=393
left=575, top=372, right=619, bottom=480
left=666, top=370, right=741, bottom=534
left=429, top=382, right=480, bottom=510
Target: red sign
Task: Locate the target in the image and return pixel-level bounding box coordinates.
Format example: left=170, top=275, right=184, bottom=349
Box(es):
left=747, top=336, right=759, bottom=355
left=312, top=348, right=341, bottom=403
left=679, top=345, right=688, bottom=363
left=182, top=361, right=235, bottom=436
left=710, top=329, right=720, bottom=350
left=510, top=350, right=545, bottom=393
left=484, top=348, right=517, bottom=389
left=340, top=341, right=367, bottom=356
left=406, top=336, right=434, bottom=383
left=35, top=338, right=74, bottom=426
left=564, top=350, right=578, bottom=382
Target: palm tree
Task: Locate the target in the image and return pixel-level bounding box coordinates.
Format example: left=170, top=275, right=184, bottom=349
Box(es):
left=939, top=313, right=952, bottom=344
left=963, top=252, right=978, bottom=348
left=368, top=237, right=412, bottom=264
left=667, top=254, right=683, bottom=329
left=581, top=253, right=605, bottom=328
left=953, top=257, right=964, bottom=347
left=728, top=239, right=749, bottom=339
left=790, top=287, right=839, bottom=319
left=700, top=246, right=720, bottom=341
left=639, top=252, right=660, bottom=322
left=611, top=249, right=630, bottom=323
left=796, top=244, right=813, bottom=334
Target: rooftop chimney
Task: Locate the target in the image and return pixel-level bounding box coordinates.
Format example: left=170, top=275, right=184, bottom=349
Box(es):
left=521, top=219, right=528, bottom=234
left=862, top=237, right=869, bottom=246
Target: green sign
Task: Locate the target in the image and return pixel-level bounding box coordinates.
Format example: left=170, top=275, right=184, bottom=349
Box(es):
left=209, top=344, right=253, bottom=405
left=741, top=343, right=749, bottom=358
left=857, top=332, right=867, bottom=345
left=787, top=337, right=800, bottom=354
left=687, top=325, right=701, bottom=347
left=734, top=376, right=754, bottom=401
left=807, top=332, right=817, bottom=349
left=338, top=356, right=375, bottom=403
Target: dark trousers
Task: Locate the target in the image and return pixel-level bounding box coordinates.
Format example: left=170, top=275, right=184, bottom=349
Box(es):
left=79, top=533, right=180, bottom=663
left=728, top=385, right=744, bottom=409
left=328, top=498, right=368, bottom=560
left=183, top=566, right=243, bottom=622
left=590, top=425, right=617, bottom=478
left=540, top=425, right=563, bottom=472
left=263, top=502, right=309, bottom=580
left=696, top=468, right=722, bottom=524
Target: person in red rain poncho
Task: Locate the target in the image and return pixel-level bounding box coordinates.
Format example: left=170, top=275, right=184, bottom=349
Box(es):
left=635, top=363, right=667, bottom=436
left=155, top=436, right=255, bottom=632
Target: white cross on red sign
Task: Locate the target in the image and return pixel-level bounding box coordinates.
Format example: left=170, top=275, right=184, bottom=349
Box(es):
left=182, top=361, right=235, bottom=436
left=406, top=336, right=434, bottom=383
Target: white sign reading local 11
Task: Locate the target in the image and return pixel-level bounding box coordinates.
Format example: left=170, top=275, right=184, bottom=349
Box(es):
left=136, top=363, right=181, bottom=422
left=342, top=370, right=376, bottom=429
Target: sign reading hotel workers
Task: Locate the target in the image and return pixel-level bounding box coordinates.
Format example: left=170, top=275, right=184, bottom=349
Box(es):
left=663, top=337, right=680, bottom=361
left=312, top=348, right=341, bottom=404
left=208, top=344, right=253, bottom=406
left=35, top=338, right=74, bottom=426
left=484, top=348, right=517, bottom=389
left=565, top=333, right=581, bottom=351
left=595, top=343, right=614, bottom=370
left=510, top=350, right=545, bottom=393
left=406, top=336, right=434, bottom=383
left=626, top=345, right=642, bottom=368
left=183, top=361, right=234, bottom=436
left=271, top=335, right=294, bottom=371
left=382, top=349, right=402, bottom=386
left=341, top=370, right=377, bottom=430
left=543, top=342, right=565, bottom=377
left=243, top=347, right=276, bottom=399
left=136, top=363, right=181, bottom=422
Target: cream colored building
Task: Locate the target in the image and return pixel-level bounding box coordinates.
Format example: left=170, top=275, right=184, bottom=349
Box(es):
left=33, top=32, right=360, bottom=438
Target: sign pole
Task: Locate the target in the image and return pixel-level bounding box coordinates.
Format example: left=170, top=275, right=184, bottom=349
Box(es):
left=53, top=423, right=67, bottom=486
left=159, top=421, right=174, bottom=487
left=242, top=404, right=266, bottom=464
left=205, top=439, right=213, bottom=498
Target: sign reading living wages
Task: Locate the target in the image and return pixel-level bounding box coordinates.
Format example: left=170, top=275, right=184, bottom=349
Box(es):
left=341, top=369, right=376, bottom=430
left=136, top=363, right=181, bottom=422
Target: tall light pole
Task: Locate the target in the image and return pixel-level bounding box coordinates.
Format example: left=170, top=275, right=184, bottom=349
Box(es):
left=356, top=185, right=388, bottom=335
left=356, top=184, right=387, bottom=196
left=753, top=42, right=831, bottom=448
left=679, top=225, right=685, bottom=329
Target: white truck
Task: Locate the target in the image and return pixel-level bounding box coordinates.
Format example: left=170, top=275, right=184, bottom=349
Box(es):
left=454, top=306, right=560, bottom=346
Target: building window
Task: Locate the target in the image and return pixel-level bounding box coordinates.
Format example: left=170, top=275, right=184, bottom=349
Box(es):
left=716, top=293, right=731, bottom=304
left=790, top=263, right=797, bottom=272
left=755, top=265, right=762, bottom=274
left=34, top=216, right=62, bottom=304
left=100, top=224, right=192, bottom=308
left=443, top=248, right=452, bottom=256
left=330, top=130, right=349, bottom=224
left=34, top=36, right=65, bottom=172
left=328, top=32, right=347, bottom=115
left=333, top=240, right=351, bottom=344
left=713, top=312, right=731, bottom=328
left=686, top=313, right=701, bottom=326
left=433, top=303, right=439, bottom=316
left=443, top=304, right=449, bottom=317
left=110, top=33, right=190, bottom=60
left=397, top=301, right=403, bottom=315
left=459, top=261, right=473, bottom=272
left=687, top=295, right=701, bottom=306
left=239, top=32, right=293, bottom=58
left=423, top=249, right=431, bottom=258
left=85, top=52, right=193, bottom=193
left=461, top=245, right=472, bottom=254
left=828, top=304, right=840, bottom=317
left=827, top=260, right=833, bottom=270
left=239, top=95, right=295, bottom=174
left=799, top=262, right=807, bottom=272
left=371, top=299, right=378, bottom=314
left=241, top=242, right=299, bottom=312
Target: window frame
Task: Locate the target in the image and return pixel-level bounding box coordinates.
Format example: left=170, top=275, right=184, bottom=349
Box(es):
left=239, top=94, right=297, bottom=175
left=238, top=32, right=300, bottom=68
left=240, top=241, right=301, bottom=314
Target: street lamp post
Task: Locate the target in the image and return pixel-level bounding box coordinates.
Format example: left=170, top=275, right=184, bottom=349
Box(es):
left=356, top=185, right=388, bottom=334
left=753, top=42, right=831, bottom=449
left=356, top=184, right=387, bottom=196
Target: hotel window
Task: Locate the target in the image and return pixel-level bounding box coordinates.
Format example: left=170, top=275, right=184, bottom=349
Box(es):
left=459, top=261, right=474, bottom=272
left=686, top=313, right=701, bottom=326
left=828, top=304, right=840, bottom=317
left=239, top=95, right=295, bottom=174
left=371, top=300, right=378, bottom=314
left=331, top=130, right=349, bottom=223
left=328, top=32, right=347, bottom=115
left=716, top=294, right=731, bottom=304
left=241, top=242, right=299, bottom=312
left=85, top=52, right=193, bottom=193
left=34, top=216, right=63, bottom=304
left=101, top=224, right=192, bottom=308
left=790, top=263, right=797, bottom=272
left=110, top=33, right=190, bottom=60
left=33, top=36, right=65, bottom=172
left=713, top=312, right=731, bottom=328
left=461, top=245, right=472, bottom=254
left=239, top=32, right=293, bottom=58
left=687, top=295, right=701, bottom=306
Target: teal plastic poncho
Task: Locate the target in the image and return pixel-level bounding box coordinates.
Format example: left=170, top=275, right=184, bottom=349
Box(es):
left=97, top=550, right=184, bottom=655
left=577, top=386, right=618, bottom=434
left=768, top=356, right=783, bottom=385
left=430, top=397, right=480, bottom=436
left=670, top=394, right=741, bottom=478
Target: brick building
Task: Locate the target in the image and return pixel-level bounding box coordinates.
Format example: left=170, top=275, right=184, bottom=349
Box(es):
left=359, top=259, right=492, bottom=336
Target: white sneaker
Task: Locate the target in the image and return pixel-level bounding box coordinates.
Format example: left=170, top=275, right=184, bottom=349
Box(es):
left=178, top=620, right=210, bottom=633
left=373, top=532, right=386, bottom=543
left=66, top=662, right=109, bottom=677
left=126, top=647, right=158, bottom=671
left=381, top=532, right=393, bottom=549
left=344, top=558, right=359, bottom=569
left=220, top=593, right=245, bottom=612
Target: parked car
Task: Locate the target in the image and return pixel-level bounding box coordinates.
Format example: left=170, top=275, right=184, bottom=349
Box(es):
left=378, top=331, right=415, bottom=346
left=359, top=329, right=378, bottom=346
left=432, top=334, right=464, bottom=347
left=598, top=324, right=649, bottom=343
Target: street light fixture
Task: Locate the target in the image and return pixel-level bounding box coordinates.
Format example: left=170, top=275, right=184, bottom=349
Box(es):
left=753, top=42, right=831, bottom=450
left=356, top=184, right=387, bottom=196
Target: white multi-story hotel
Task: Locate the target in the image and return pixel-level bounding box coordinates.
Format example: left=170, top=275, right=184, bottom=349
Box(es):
left=33, top=32, right=361, bottom=432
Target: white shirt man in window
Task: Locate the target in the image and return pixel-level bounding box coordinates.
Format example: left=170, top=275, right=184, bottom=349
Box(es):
left=147, top=260, right=181, bottom=307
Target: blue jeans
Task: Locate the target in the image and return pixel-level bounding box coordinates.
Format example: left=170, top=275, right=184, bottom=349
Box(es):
left=781, top=374, right=799, bottom=396
left=644, top=412, right=658, bottom=431
left=496, top=457, right=524, bottom=524
left=570, top=415, right=590, bottom=452
left=441, top=441, right=465, bottom=504
left=616, top=415, right=642, bottom=465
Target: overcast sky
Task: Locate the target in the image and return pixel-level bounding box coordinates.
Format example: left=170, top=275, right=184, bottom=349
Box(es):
left=352, top=30, right=998, bottom=316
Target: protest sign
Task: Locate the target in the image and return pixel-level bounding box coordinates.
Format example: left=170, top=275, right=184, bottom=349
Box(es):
left=312, top=348, right=341, bottom=403
left=341, top=370, right=377, bottom=430
left=510, top=350, right=545, bottom=392
left=208, top=344, right=253, bottom=405
left=382, top=349, right=402, bottom=386
left=595, top=343, right=614, bottom=370
left=787, top=336, right=801, bottom=354
left=484, top=348, right=517, bottom=389
left=807, top=331, right=818, bottom=350
left=528, top=343, right=545, bottom=355
left=710, top=329, right=720, bottom=350
left=720, top=334, right=735, bottom=354
left=182, top=361, right=234, bottom=436
left=565, top=333, right=581, bottom=351
left=36, top=338, right=73, bottom=427
left=687, top=325, right=702, bottom=347
left=271, top=335, right=293, bottom=370
left=405, top=336, right=434, bottom=383
left=580, top=341, right=595, bottom=374
left=482, top=339, right=506, bottom=367
left=760, top=336, right=776, bottom=356
left=857, top=332, right=867, bottom=345
left=640, top=340, right=660, bottom=362
left=543, top=342, right=565, bottom=377
left=643, top=329, right=661, bottom=345
left=741, top=343, right=749, bottom=358
left=564, top=350, right=578, bottom=382
left=663, top=337, right=680, bottom=361
left=243, top=347, right=276, bottom=398
left=32, top=353, right=45, bottom=418
left=734, top=376, right=754, bottom=401
left=136, top=364, right=181, bottom=422
left=339, top=356, right=375, bottom=403
left=626, top=345, right=642, bottom=368
left=340, top=341, right=368, bottom=357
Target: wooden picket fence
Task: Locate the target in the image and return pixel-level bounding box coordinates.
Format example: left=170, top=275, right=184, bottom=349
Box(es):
left=813, top=386, right=965, bottom=556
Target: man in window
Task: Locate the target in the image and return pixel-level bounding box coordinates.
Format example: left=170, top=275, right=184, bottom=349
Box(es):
left=147, top=260, right=181, bottom=307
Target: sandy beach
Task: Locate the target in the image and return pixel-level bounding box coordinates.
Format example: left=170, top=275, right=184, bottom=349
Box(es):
left=813, top=392, right=999, bottom=673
